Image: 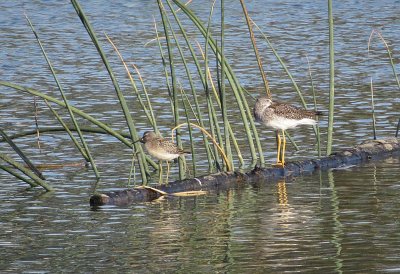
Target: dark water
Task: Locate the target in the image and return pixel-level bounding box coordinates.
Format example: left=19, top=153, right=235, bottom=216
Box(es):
left=1, top=0, right=400, bottom=272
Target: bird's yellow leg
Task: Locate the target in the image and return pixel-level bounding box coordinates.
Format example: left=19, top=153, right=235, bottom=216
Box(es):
left=276, top=131, right=282, bottom=164
left=281, top=129, right=286, bottom=166
left=165, top=161, right=170, bottom=185
left=158, top=161, right=163, bottom=184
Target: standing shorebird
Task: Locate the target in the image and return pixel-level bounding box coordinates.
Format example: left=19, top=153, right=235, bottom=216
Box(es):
left=139, top=131, right=190, bottom=183
left=254, top=97, right=322, bottom=167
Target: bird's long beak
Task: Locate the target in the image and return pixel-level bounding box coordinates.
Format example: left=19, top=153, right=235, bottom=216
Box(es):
left=132, top=138, right=143, bottom=144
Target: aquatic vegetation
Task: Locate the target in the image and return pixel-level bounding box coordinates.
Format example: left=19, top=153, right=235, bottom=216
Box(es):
left=368, top=29, right=400, bottom=139
left=1, top=0, right=398, bottom=193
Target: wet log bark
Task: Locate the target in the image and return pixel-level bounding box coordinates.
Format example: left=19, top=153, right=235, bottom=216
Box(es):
left=90, top=138, right=400, bottom=206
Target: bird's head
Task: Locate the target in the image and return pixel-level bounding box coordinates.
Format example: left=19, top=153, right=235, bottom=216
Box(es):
left=255, top=97, right=272, bottom=107
left=140, top=131, right=157, bottom=143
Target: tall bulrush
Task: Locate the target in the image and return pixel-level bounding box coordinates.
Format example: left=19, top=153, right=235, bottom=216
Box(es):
left=219, top=0, right=233, bottom=169
left=25, top=15, right=100, bottom=179
left=157, top=0, right=186, bottom=179
left=307, top=56, right=321, bottom=157
left=44, top=100, right=89, bottom=160
left=0, top=153, right=52, bottom=191
left=199, top=43, right=245, bottom=168
left=369, top=79, right=377, bottom=140
left=239, top=0, right=270, bottom=166
left=239, top=0, right=271, bottom=99
left=0, top=129, right=52, bottom=191
left=0, top=129, right=44, bottom=181
left=162, top=0, right=215, bottom=171
left=250, top=20, right=308, bottom=108
left=1, top=0, right=348, bottom=189
left=0, top=82, right=139, bottom=149
left=105, top=35, right=159, bottom=133
left=106, top=36, right=160, bottom=180
left=71, top=0, right=149, bottom=183
left=168, top=0, right=241, bottom=171
left=172, top=0, right=260, bottom=168
left=368, top=29, right=400, bottom=138
left=326, top=0, right=335, bottom=155
left=157, top=0, right=246, bottom=173
left=179, top=87, right=198, bottom=176
left=204, top=1, right=224, bottom=169
left=243, top=16, right=311, bottom=154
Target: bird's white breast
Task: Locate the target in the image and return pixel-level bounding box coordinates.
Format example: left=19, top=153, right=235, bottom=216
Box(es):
left=266, top=116, right=317, bottom=130
left=146, top=146, right=180, bottom=161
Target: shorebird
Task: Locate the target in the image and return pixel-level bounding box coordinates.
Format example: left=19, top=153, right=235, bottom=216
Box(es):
left=254, top=97, right=322, bottom=167
left=139, top=131, right=190, bottom=183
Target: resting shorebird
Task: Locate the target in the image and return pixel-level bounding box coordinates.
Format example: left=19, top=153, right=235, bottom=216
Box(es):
left=254, top=97, right=322, bottom=167
left=139, top=131, right=190, bottom=183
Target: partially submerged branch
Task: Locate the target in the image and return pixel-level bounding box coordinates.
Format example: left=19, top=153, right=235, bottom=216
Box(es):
left=90, top=138, right=400, bottom=206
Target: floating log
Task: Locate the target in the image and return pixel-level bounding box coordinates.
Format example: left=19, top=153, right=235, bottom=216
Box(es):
left=90, top=138, right=400, bottom=206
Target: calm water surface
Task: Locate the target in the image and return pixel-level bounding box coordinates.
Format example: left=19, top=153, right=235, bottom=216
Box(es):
left=1, top=159, right=400, bottom=273
left=1, top=0, right=400, bottom=272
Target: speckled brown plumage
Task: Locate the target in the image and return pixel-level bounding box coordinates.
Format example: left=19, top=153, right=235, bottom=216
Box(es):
left=254, top=97, right=322, bottom=130
left=253, top=96, right=322, bottom=167
left=269, top=100, right=321, bottom=120
left=140, top=131, right=189, bottom=161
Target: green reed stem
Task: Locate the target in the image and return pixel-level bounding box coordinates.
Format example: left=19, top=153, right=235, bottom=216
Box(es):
left=127, top=147, right=137, bottom=187
left=0, top=153, right=52, bottom=191
left=157, top=0, right=185, bottom=179
left=306, top=56, right=321, bottom=157
left=196, top=4, right=249, bottom=167
left=239, top=0, right=271, bottom=98
left=33, top=97, right=41, bottom=149
left=250, top=20, right=317, bottom=152
left=0, top=83, right=128, bottom=144
left=368, top=29, right=400, bottom=137
left=220, top=0, right=233, bottom=170
left=205, top=98, right=221, bottom=171
left=167, top=0, right=244, bottom=170
left=25, top=14, right=100, bottom=179
left=71, top=0, right=148, bottom=183
left=132, top=64, right=159, bottom=134
left=199, top=49, right=245, bottom=168
left=180, top=89, right=196, bottom=176
left=105, top=34, right=158, bottom=132
left=250, top=20, right=307, bottom=107
left=204, top=0, right=222, bottom=170
left=286, top=133, right=299, bottom=151
left=370, top=78, right=377, bottom=140
left=173, top=0, right=259, bottom=167
left=1, top=126, right=129, bottom=141
left=369, top=31, right=400, bottom=90
left=326, top=0, right=335, bottom=156
left=163, top=0, right=214, bottom=169
left=0, top=81, right=158, bottom=169
left=44, top=100, right=88, bottom=160
left=0, top=129, right=45, bottom=180
left=153, top=17, right=173, bottom=100
left=172, top=0, right=245, bottom=170
left=239, top=2, right=274, bottom=166
left=0, top=164, right=39, bottom=188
